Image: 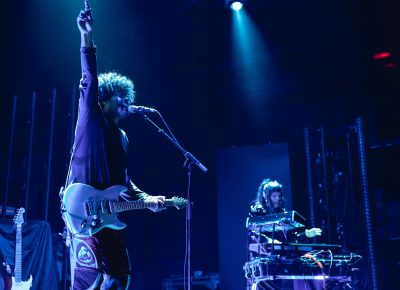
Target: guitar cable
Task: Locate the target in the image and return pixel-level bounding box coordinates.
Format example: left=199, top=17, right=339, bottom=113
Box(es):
left=301, top=252, right=326, bottom=290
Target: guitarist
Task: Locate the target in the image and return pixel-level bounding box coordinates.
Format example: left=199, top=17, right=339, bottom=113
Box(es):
left=63, top=2, right=165, bottom=289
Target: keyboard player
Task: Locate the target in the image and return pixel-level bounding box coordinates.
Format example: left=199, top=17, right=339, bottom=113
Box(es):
left=248, top=179, right=322, bottom=257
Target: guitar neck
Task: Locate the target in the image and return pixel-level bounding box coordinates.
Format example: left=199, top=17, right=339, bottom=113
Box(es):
left=113, top=199, right=176, bottom=213
left=15, top=226, right=22, bottom=283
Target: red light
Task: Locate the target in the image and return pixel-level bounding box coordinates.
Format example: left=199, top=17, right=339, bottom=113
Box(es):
left=373, top=52, right=391, bottom=60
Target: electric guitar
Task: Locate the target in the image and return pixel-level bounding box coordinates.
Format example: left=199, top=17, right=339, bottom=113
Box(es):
left=62, top=183, right=187, bottom=236
left=11, top=208, right=32, bottom=290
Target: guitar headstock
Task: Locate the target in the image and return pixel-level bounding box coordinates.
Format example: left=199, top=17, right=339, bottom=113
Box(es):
left=170, top=196, right=188, bottom=210
left=13, top=208, right=25, bottom=227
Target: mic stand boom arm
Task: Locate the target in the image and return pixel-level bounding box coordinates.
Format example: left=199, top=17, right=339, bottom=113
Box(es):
left=142, top=114, right=208, bottom=173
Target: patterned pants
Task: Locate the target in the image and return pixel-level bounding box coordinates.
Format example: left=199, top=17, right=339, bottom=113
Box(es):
left=69, top=228, right=131, bottom=290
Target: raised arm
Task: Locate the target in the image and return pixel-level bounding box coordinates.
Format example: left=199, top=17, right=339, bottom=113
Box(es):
left=77, top=0, right=94, bottom=48
left=76, top=1, right=99, bottom=123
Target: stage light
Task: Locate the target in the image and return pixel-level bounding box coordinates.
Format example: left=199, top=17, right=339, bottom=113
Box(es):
left=372, top=51, right=398, bottom=69
left=231, top=1, right=243, bottom=11
left=373, top=51, right=391, bottom=60
left=226, top=0, right=245, bottom=11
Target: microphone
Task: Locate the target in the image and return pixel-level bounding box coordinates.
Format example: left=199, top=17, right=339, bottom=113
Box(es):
left=128, top=105, right=158, bottom=114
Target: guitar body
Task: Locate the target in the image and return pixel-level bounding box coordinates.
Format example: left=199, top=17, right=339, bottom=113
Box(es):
left=63, top=183, right=128, bottom=237
left=11, top=275, right=32, bottom=290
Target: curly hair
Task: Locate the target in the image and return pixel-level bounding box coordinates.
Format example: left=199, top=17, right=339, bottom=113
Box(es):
left=98, top=72, right=136, bottom=104
left=254, top=178, right=285, bottom=210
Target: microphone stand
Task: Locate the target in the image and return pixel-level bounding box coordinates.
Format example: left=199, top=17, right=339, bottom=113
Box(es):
left=141, top=113, right=207, bottom=290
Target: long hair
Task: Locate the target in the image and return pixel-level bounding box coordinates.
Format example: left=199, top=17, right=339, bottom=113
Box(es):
left=98, top=72, right=135, bottom=104
left=254, top=178, right=285, bottom=212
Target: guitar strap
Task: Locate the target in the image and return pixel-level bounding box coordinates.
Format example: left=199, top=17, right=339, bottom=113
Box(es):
left=63, top=125, right=85, bottom=191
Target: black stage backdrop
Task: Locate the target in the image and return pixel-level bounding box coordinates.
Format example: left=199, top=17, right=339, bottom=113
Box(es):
left=216, top=143, right=292, bottom=290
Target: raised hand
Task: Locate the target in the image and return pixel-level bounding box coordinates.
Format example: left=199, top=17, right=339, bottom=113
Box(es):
left=77, top=0, right=94, bottom=47
left=77, top=5, right=93, bottom=34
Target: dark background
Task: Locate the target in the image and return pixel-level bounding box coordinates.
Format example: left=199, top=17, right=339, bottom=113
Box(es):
left=1, top=0, right=399, bottom=289
left=216, top=143, right=292, bottom=290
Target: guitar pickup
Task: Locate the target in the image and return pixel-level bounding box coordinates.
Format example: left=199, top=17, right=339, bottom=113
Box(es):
left=100, top=200, right=112, bottom=214
left=83, top=202, right=90, bottom=216
left=84, top=201, right=97, bottom=216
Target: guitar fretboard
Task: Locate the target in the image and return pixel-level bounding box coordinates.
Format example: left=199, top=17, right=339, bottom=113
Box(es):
left=113, top=200, right=154, bottom=212
left=112, top=199, right=177, bottom=213
left=15, top=225, right=22, bottom=283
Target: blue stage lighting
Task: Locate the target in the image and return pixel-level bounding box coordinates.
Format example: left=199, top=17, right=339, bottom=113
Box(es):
left=230, top=1, right=243, bottom=11
left=226, top=0, right=245, bottom=11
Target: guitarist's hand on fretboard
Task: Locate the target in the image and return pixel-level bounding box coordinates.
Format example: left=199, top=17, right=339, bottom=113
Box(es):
left=145, top=195, right=166, bottom=212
